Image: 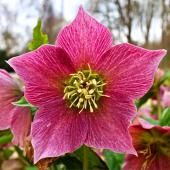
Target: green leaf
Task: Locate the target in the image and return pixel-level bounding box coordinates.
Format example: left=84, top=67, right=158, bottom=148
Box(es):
left=136, top=71, right=170, bottom=109
left=28, top=19, right=48, bottom=51
left=53, top=155, right=82, bottom=170
left=12, top=96, right=37, bottom=115
left=136, top=89, right=154, bottom=109
left=53, top=146, right=108, bottom=170
left=103, top=150, right=124, bottom=170
left=160, top=107, right=170, bottom=126
left=140, top=116, right=159, bottom=125
left=0, top=129, right=11, bottom=136
left=0, top=133, right=12, bottom=144
left=26, top=167, right=38, bottom=170
left=13, top=96, right=32, bottom=107
left=72, top=146, right=108, bottom=170
left=3, top=148, right=14, bottom=159
left=158, top=71, right=170, bottom=86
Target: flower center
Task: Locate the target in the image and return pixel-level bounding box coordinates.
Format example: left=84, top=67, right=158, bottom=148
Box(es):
left=63, top=65, right=109, bottom=113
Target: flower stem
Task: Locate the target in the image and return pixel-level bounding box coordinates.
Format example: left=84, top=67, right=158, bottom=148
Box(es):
left=15, top=146, right=31, bottom=166
left=157, top=91, right=162, bottom=120
left=83, top=146, right=88, bottom=170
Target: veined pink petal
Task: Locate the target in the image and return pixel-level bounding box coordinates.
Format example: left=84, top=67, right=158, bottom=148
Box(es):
left=31, top=101, right=88, bottom=163
left=31, top=93, right=137, bottom=163
left=84, top=92, right=136, bottom=155
left=56, top=7, right=113, bottom=68
left=0, top=69, right=21, bottom=130
left=8, top=45, right=75, bottom=107
left=96, top=43, right=166, bottom=99
left=0, top=105, right=15, bottom=130
left=11, top=107, right=32, bottom=147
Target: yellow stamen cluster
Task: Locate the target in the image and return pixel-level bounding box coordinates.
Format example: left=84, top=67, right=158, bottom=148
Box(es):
left=63, top=65, right=109, bottom=113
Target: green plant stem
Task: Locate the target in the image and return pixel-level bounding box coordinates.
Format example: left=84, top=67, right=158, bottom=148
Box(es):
left=83, top=146, right=88, bottom=170
left=157, top=91, right=162, bottom=120
left=15, top=146, right=31, bottom=166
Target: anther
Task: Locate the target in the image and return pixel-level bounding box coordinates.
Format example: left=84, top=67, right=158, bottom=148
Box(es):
left=77, top=89, right=82, bottom=93
left=89, top=89, right=95, bottom=94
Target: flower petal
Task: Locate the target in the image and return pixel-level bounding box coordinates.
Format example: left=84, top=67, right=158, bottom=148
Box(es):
left=11, top=107, right=32, bottom=147
left=0, top=69, right=21, bottom=130
left=149, top=156, right=170, bottom=170
left=125, top=125, right=170, bottom=170
left=123, top=154, right=145, bottom=170
left=96, top=43, right=166, bottom=99
left=56, top=7, right=113, bottom=68
left=0, top=69, right=13, bottom=78
left=8, top=45, right=75, bottom=107
left=84, top=93, right=137, bottom=155
left=31, top=102, right=88, bottom=163
left=123, top=152, right=170, bottom=170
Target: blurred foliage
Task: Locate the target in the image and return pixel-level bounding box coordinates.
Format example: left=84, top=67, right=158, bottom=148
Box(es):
left=136, top=71, right=170, bottom=109
left=0, top=50, right=19, bottom=72
left=160, top=107, right=170, bottom=126
left=0, top=130, right=12, bottom=145
left=28, top=19, right=48, bottom=51
left=50, top=146, right=108, bottom=170
left=103, top=150, right=124, bottom=170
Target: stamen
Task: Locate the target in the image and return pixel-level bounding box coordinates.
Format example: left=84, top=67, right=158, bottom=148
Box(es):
left=64, top=65, right=109, bottom=113
left=91, top=98, right=98, bottom=109
left=70, top=97, right=79, bottom=108
left=89, top=89, right=95, bottom=94
left=92, top=79, right=97, bottom=85
left=88, top=100, right=93, bottom=112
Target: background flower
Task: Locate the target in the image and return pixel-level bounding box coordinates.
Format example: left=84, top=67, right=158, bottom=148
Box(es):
left=123, top=124, right=170, bottom=170
left=0, top=69, right=31, bottom=147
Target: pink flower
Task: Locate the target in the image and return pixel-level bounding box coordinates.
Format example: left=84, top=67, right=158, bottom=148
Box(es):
left=8, top=7, right=166, bottom=163
left=152, top=86, right=170, bottom=108
left=155, top=68, right=164, bottom=82
left=133, top=105, right=152, bottom=125
left=161, top=87, right=170, bottom=108
left=0, top=69, right=32, bottom=147
left=123, top=124, right=170, bottom=170
left=133, top=104, right=159, bottom=127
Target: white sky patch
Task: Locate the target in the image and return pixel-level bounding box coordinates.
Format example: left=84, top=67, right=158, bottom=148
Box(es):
left=0, top=0, right=162, bottom=51
left=150, top=18, right=162, bottom=42
left=54, top=0, right=88, bottom=21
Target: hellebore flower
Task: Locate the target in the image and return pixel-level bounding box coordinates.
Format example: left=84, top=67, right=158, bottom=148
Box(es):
left=0, top=69, right=31, bottom=147
left=123, top=124, right=170, bottom=170
left=8, top=7, right=166, bottom=163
